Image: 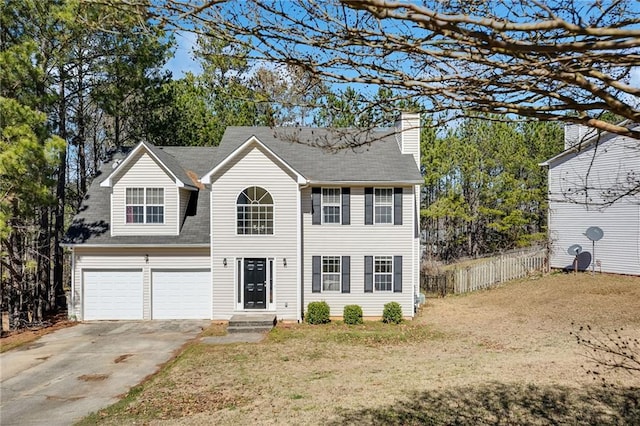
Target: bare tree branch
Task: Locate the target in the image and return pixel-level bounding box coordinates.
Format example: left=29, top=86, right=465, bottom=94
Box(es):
left=119, top=0, right=640, bottom=139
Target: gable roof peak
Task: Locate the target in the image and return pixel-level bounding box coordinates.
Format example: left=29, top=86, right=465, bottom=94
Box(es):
left=99, top=140, right=197, bottom=189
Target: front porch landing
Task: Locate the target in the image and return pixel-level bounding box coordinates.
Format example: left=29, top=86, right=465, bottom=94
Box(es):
left=228, top=314, right=277, bottom=334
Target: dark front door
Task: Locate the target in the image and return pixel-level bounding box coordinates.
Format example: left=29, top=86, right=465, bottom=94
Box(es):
left=244, top=258, right=267, bottom=309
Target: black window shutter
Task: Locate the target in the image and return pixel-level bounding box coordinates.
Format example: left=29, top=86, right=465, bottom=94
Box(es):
left=364, top=256, right=373, bottom=293
left=365, top=187, right=373, bottom=225
left=394, top=187, right=403, bottom=225
left=393, top=256, right=402, bottom=293
left=341, top=188, right=350, bottom=225
left=312, top=187, right=321, bottom=225
left=312, top=256, right=321, bottom=293
left=341, top=256, right=350, bottom=293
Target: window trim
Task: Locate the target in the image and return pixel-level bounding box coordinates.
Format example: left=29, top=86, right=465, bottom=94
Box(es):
left=236, top=186, right=275, bottom=236
left=125, top=187, right=164, bottom=224
left=374, top=187, right=394, bottom=224
left=321, top=188, right=341, bottom=224
left=321, top=256, right=341, bottom=292
left=374, top=255, right=393, bottom=292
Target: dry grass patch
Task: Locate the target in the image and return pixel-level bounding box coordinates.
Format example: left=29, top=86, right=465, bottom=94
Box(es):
left=82, top=272, right=640, bottom=425
left=199, top=322, right=227, bottom=337
left=0, top=318, right=76, bottom=353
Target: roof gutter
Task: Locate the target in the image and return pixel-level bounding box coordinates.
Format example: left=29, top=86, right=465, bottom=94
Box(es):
left=305, top=179, right=423, bottom=185
left=60, top=243, right=211, bottom=248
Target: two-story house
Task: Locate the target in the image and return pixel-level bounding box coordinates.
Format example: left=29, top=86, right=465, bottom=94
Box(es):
left=64, top=113, right=422, bottom=321
left=541, top=122, right=640, bottom=275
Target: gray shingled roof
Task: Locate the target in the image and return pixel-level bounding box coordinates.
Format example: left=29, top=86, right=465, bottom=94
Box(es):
left=65, top=125, right=421, bottom=246
left=214, top=127, right=422, bottom=183
left=142, top=143, right=199, bottom=189
left=155, top=146, right=217, bottom=177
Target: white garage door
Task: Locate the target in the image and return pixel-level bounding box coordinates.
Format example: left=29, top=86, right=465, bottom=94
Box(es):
left=152, top=270, right=211, bottom=319
left=83, top=270, right=143, bottom=320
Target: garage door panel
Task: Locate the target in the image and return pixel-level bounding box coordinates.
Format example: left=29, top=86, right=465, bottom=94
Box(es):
left=84, top=270, right=143, bottom=320
left=152, top=270, right=211, bottom=319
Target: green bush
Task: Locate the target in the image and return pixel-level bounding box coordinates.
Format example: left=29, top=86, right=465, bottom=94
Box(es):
left=343, top=305, right=363, bottom=325
left=382, top=302, right=403, bottom=324
left=306, top=301, right=330, bottom=324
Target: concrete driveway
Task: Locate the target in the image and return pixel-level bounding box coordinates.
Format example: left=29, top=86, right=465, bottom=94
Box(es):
left=0, top=320, right=209, bottom=425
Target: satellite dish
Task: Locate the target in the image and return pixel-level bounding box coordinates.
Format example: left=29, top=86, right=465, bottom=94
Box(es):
left=585, top=226, right=604, bottom=241
left=568, top=244, right=583, bottom=256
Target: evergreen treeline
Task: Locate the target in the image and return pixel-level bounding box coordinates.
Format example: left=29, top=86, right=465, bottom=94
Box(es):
left=1, top=1, right=562, bottom=326
left=421, top=117, right=563, bottom=261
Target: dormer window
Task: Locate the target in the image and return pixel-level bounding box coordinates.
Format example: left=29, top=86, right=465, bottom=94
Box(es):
left=237, top=186, right=274, bottom=235
left=126, top=188, right=164, bottom=224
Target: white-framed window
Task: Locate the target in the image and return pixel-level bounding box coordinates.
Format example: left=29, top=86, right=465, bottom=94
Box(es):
left=237, top=186, right=274, bottom=235
left=126, top=188, right=164, bottom=224
left=374, top=188, right=393, bottom=224
left=322, top=256, right=341, bottom=291
left=322, top=188, right=341, bottom=224
left=374, top=256, right=393, bottom=291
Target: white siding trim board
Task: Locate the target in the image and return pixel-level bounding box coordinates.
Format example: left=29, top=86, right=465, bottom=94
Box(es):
left=297, top=184, right=303, bottom=322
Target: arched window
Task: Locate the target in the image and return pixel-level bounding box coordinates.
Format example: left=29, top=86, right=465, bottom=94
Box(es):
left=237, top=186, right=274, bottom=235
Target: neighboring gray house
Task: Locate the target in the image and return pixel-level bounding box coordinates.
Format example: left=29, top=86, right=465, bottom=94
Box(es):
left=64, top=113, right=422, bottom=321
left=541, top=123, right=640, bottom=275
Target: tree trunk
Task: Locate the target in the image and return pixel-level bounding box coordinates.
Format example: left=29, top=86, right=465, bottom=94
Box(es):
left=77, top=67, right=87, bottom=199
left=53, top=69, right=67, bottom=311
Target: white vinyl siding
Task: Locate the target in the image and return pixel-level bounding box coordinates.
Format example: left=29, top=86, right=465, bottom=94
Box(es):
left=547, top=132, right=640, bottom=275
left=210, top=145, right=299, bottom=321
left=111, top=151, right=178, bottom=236
left=71, top=247, right=210, bottom=320
left=304, top=186, right=418, bottom=318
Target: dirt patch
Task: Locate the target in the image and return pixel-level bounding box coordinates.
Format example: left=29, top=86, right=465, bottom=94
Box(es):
left=86, top=273, right=640, bottom=425
left=114, top=354, right=133, bottom=364
left=78, top=374, right=110, bottom=382
left=0, top=316, right=76, bottom=353
left=46, top=395, right=85, bottom=402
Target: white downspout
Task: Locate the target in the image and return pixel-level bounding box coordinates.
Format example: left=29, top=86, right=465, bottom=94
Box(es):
left=70, top=248, right=76, bottom=320
left=297, top=180, right=310, bottom=322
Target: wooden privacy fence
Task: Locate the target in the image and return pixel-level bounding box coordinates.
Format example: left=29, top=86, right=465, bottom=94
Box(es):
left=421, top=247, right=548, bottom=296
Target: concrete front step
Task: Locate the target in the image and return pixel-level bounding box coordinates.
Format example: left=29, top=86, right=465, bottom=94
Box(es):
left=228, top=314, right=277, bottom=334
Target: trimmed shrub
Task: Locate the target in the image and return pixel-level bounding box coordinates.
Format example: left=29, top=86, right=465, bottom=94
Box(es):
left=343, top=305, right=363, bottom=325
left=382, top=302, right=403, bottom=324
left=306, top=301, right=330, bottom=324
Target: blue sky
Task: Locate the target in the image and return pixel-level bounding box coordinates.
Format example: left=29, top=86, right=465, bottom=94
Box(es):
left=165, top=31, right=201, bottom=79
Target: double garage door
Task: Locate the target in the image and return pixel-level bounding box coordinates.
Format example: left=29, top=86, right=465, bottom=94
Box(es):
left=83, top=269, right=211, bottom=320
